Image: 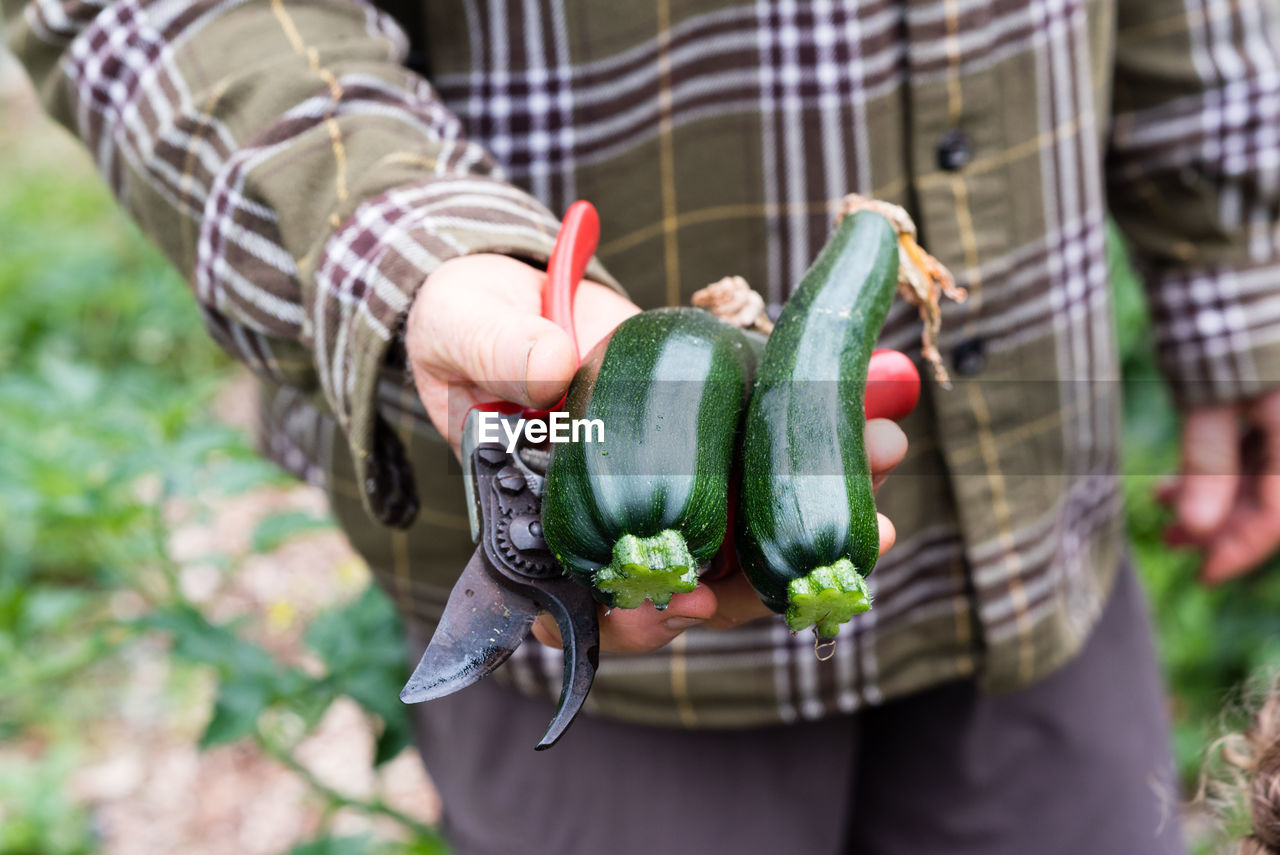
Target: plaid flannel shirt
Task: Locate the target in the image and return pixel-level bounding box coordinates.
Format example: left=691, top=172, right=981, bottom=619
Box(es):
left=8, top=0, right=1280, bottom=727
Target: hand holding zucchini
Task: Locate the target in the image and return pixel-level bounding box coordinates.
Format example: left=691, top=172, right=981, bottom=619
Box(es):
left=541, top=308, right=756, bottom=609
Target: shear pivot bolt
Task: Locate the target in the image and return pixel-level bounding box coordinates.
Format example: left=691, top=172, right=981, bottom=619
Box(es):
left=509, top=516, right=548, bottom=552
left=496, top=467, right=526, bottom=493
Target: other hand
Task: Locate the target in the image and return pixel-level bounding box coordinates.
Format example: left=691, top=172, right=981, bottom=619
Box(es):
left=1161, top=388, right=1280, bottom=584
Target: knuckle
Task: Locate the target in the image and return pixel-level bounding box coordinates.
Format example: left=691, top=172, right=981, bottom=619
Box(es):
left=1185, top=442, right=1238, bottom=475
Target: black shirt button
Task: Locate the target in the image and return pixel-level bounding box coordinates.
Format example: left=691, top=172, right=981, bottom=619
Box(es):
left=952, top=337, right=985, bottom=376
left=937, top=130, right=973, bottom=172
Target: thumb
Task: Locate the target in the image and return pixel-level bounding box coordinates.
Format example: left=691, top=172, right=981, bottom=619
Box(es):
left=499, top=317, right=579, bottom=409
left=1177, top=407, right=1241, bottom=537
left=418, top=302, right=579, bottom=409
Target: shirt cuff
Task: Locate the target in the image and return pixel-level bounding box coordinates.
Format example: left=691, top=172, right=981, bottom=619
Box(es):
left=1147, top=258, right=1280, bottom=409
left=311, top=175, right=616, bottom=526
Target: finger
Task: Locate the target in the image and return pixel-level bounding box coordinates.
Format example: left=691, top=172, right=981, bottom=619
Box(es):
left=1154, top=477, right=1179, bottom=508
left=597, top=586, right=718, bottom=654
left=573, top=281, right=642, bottom=355
left=878, top=512, right=896, bottom=556
left=411, top=368, right=457, bottom=452
left=866, top=418, right=908, bottom=492
left=1162, top=521, right=1204, bottom=548
left=1200, top=500, right=1280, bottom=584
left=703, top=571, right=775, bottom=630
left=1248, top=388, right=1280, bottom=443
left=531, top=612, right=563, bottom=648
left=1249, top=388, right=1280, bottom=548
left=532, top=586, right=720, bottom=654
left=1199, top=394, right=1280, bottom=583
left=1177, top=407, right=1241, bottom=537
left=424, top=310, right=577, bottom=409
left=414, top=379, right=494, bottom=458
left=518, top=322, right=581, bottom=406
left=408, top=265, right=578, bottom=408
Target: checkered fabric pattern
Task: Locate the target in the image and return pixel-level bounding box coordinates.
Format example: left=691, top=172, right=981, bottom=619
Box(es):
left=8, top=0, right=1280, bottom=726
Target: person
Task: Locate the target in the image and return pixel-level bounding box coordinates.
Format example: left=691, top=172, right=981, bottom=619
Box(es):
left=6, top=0, right=1280, bottom=852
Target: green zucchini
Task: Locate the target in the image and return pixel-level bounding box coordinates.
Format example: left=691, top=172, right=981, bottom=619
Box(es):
left=541, top=307, right=756, bottom=609
left=736, top=211, right=899, bottom=637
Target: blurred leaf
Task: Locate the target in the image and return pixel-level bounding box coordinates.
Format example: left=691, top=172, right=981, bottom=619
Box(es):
left=306, top=586, right=403, bottom=673
left=373, top=714, right=412, bottom=767
left=280, top=836, right=449, bottom=855
left=201, top=678, right=272, bottom=748
left=400, top=842, right=451, bottom=855
left=143, top=606, right=278, bottom=679
left=306, top=585, right=413, bottom=764
left=143, top=606, right=335, bottom=750
left=0, top=748, right=95, bottom=855
left=282, top=835, right=376, bottom=855
left=203, top=456, right=291, bottom=496
left=252, top=510, right=334, bottom=553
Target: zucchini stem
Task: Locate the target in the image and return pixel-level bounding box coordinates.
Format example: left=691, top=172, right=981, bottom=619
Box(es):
left=785, top=559, right=872, bottom=638
left=595, top=530, right=699, bottom=609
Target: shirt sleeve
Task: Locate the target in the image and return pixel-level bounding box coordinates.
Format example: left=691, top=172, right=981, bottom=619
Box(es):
left=1109, top=0, right=1280, bottom=408
left=2, top=0, right=614, bottom=526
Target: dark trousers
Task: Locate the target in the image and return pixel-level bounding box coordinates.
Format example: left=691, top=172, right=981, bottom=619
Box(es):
left=409, top=563, right=1185, bottom=855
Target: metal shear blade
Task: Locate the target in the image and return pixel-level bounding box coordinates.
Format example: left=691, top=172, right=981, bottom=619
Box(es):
left=400, top=412, right=600, bottom=750
left=398, top=549, right=540, bottom=702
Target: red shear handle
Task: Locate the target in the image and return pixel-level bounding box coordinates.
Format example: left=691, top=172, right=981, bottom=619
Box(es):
left=469, top=201, right=600, bottom=419
left=542, top=200, right=600, bottom=363
left=864, top=349, right=921, bottom=421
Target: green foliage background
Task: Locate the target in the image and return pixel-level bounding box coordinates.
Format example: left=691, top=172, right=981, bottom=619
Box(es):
left=0, top=112, right=446, bottom=854
left=2, top=104, right=1279, bottom=853
left=1112, top=228, right=1280, bottom=784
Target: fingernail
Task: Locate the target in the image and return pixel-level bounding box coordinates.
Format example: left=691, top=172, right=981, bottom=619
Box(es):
left=522, top=340, right=537, bottom=405
left=663, top=617, right=704, bottom=632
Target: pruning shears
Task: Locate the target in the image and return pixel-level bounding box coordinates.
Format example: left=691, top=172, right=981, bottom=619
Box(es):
left=398, top=202, right=602, bottom=750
